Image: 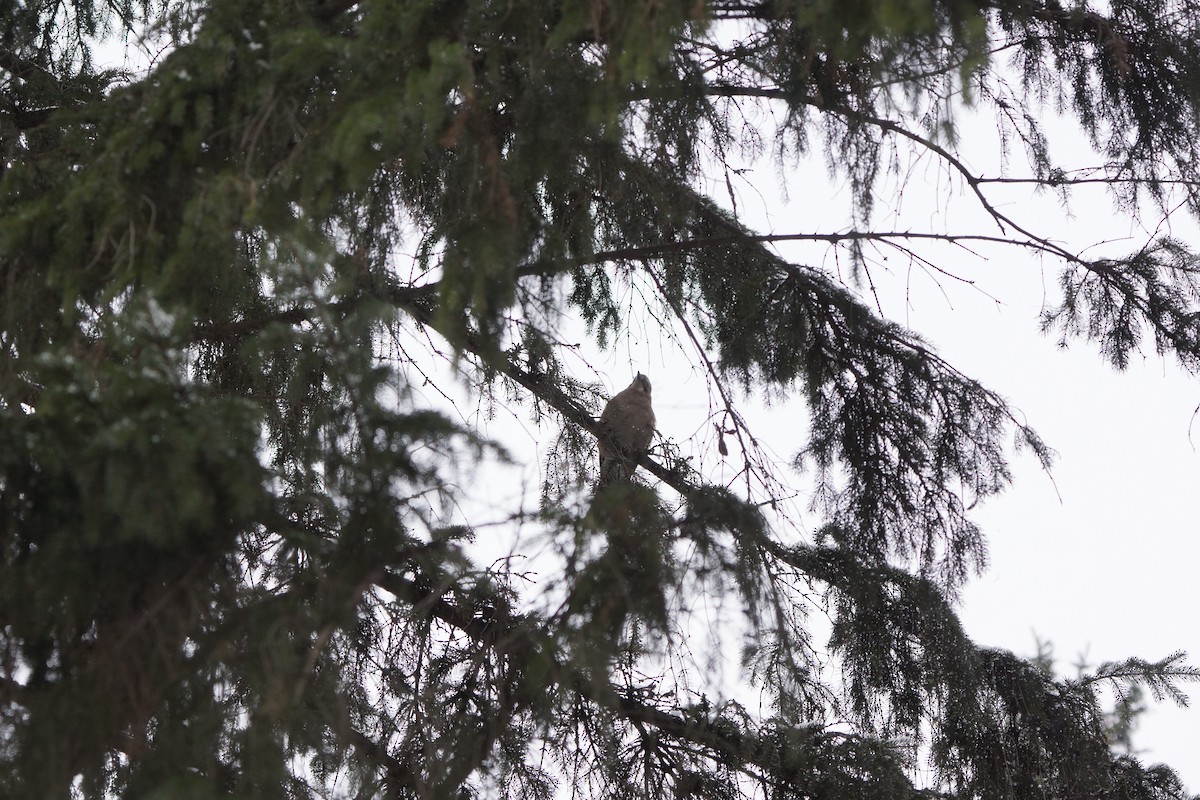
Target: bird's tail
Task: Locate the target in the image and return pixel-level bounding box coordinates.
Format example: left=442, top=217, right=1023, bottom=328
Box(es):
left=598, top=454, right=634, bottom=486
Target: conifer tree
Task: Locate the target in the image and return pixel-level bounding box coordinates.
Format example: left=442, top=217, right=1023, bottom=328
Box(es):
left=3, top=1, right=1200, bottom=798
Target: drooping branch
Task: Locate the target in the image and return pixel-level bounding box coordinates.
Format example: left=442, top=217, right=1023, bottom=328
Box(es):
left=374, top=562, right=919, bottom=796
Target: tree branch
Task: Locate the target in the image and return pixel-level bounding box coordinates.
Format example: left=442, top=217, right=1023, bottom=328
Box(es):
left=375, top=565, right=896, bottom=794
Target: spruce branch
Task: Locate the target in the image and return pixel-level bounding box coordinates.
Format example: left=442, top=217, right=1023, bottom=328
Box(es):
left=377, top=563, right=919, bottom=797
left=1080, top=652, right=1200, bottom=708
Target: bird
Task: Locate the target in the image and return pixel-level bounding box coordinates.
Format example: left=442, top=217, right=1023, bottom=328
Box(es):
left=597, top=373, right=656, bottom=485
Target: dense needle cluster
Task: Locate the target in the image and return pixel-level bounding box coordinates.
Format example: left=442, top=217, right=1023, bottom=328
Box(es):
left=2, top=0, right=1200, bottom=798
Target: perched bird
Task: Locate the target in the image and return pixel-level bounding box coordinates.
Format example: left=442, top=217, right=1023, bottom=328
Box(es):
left=597, top=373, right=656, bottom=484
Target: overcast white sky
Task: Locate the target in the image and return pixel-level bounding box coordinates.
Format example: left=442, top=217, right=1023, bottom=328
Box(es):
left=907, top=121, right=1195, bottom=786
left=855, top=223, right=1200, bottom=782
left=697, top=101, right=1200, bottom=781
left=950, top=268, right=1200, bottom=784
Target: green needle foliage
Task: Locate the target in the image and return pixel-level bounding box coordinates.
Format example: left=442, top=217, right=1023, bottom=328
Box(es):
left=2, top=0, right=1199, bottom=798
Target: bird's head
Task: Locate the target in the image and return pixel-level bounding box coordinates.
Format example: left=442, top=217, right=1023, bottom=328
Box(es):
left=632, top=373, right=652, bottom=394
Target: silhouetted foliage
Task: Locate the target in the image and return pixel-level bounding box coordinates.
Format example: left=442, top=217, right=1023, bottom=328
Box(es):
left=2, top=1, right=1199, bottom=798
